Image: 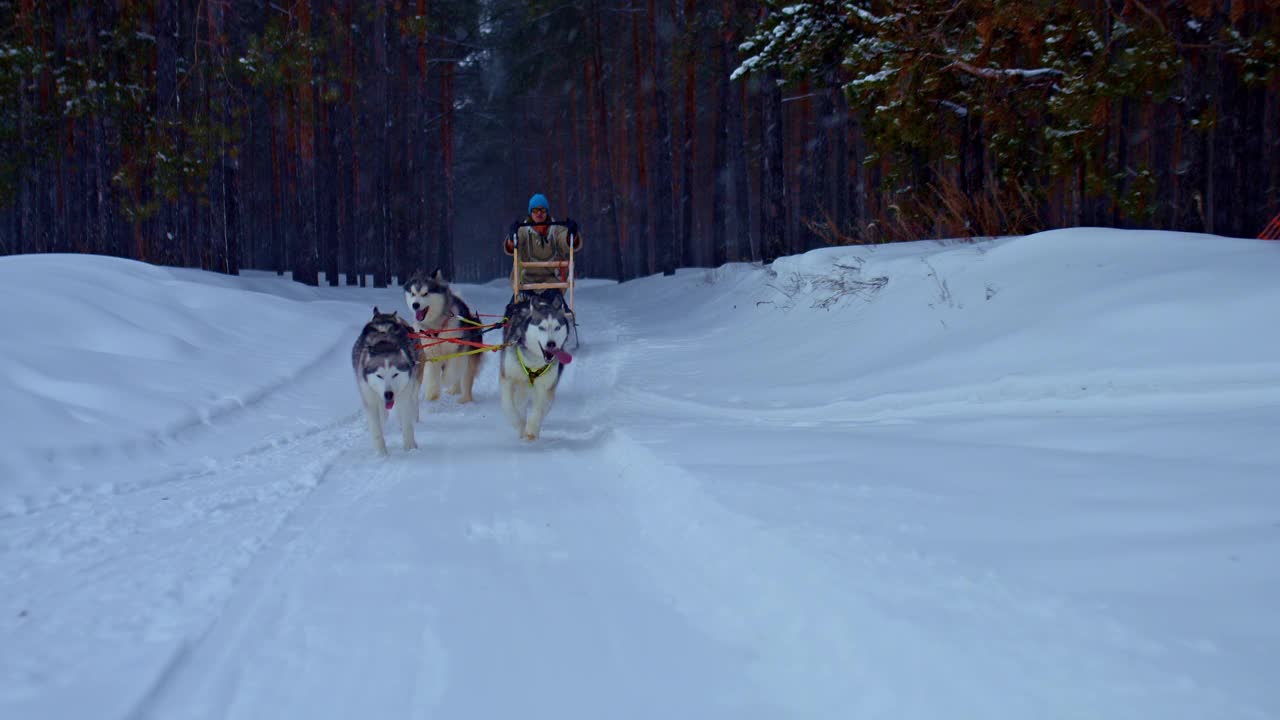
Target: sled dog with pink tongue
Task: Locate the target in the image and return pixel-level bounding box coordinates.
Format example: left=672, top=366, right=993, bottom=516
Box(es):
left=499, top=293, right=574, bottom=441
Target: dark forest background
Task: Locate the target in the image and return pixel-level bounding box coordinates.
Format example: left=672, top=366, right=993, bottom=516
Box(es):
left=2, top=1, right=1277, bottom=285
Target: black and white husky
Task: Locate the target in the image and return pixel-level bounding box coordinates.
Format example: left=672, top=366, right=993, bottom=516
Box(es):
left=351, top=307, right=419, bottom=455
left=403, top=269, right=483, bottom=404
left=499, top=293, right=574, bottom=441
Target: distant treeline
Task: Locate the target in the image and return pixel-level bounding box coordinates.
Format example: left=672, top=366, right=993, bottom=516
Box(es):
left=1, top=1, right=1277, bottom=285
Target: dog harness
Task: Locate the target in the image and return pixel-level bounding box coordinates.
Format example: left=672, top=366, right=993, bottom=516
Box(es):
left=515, top=346, right=556, bottom=385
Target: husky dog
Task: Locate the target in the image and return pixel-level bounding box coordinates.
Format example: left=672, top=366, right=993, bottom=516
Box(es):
left=511, top=288, right=579, bottom=351
left=499, top=293, right=574, bottom=441
left=352, top=307, right=419, bottom=455
left=404, top=269, right=483, bottom=404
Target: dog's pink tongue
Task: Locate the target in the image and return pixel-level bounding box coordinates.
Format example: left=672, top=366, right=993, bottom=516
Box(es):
left=415, top=309, right=427, bottom=322
left=551, top=349, right=573, bottom=365
left=385, top=397, right=395, bottom=410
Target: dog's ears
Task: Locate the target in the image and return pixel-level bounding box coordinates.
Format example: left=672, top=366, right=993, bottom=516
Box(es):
left=431, top=268, right=446, bottom=283
left=372, top=306, right=381, bottom=316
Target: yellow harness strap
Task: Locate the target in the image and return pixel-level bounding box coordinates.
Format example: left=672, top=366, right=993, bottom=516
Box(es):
left=516, top=346, right=556, bottom=385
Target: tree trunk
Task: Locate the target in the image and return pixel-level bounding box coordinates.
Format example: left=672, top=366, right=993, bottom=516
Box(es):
left=51, top=12, right=69, bottom=255
left=342, top=0, right=360, bottom=286
left=590, top=0, right=625, bottom=282
left=630, top=0, right=652, bottom=276
left=830, top=70, right=849, bottom=240
left=374, top=0, right=390, bottom=286
left=813, top=81, right=833, bottom=248
left=289, top=1, right=318, bottom=285
left=154, top=0, right=179, bottom=264
left=725, top=3, right=753, bottom=262
left=85, top=2, right=109, bottom=256
left=271, top=93, right=288, bottom=274
left=319, top=21, right=340, bottom=286
left=651, top=0, right=676, bottom=275
left=678, top=0, right=696, bottom=267
left=354, top=0, right=381, bottom=286
left=760, top=70, right=786, bottom=263
left=388, top=5, right=410, bottom=284
left=14, top=0, right=34, bottom=255
left=711, top=8, right=729, bottom=267
left=206, top=0, right=235, bottom=274
left=17, top=100, right=35, bottom=254
left=414, top=0, right=430, bottom=276
left=437, top=61, right=456, bottom=280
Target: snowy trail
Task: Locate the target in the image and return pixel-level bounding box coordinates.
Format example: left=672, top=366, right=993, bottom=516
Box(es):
left=126, top=300, right=779, bottom=719
left=132, top=437, right=782, bottom=720
left=0, top=417, right=360, bottom=719
left=3, top=279, right=1273, bottom=719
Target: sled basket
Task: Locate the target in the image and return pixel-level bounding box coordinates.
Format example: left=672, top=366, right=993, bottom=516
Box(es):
left=505, top=220, right=577, bottom=312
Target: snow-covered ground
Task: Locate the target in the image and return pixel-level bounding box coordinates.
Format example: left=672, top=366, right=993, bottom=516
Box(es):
left=1, top=228, right=1278, bottom=719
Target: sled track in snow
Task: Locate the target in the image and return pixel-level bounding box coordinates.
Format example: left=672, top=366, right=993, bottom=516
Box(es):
left=124, top=446, right=389, bottom=720
left=0, top=417, right=364, bottom=720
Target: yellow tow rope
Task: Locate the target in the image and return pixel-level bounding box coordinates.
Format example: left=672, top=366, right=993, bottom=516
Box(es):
left=417, top=315, right=508, bottom=363
left=425, top=344, right=504, bottom=363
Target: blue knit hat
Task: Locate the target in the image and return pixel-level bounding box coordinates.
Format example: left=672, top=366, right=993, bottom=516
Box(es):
left=528, top=193, right=549, bottom=214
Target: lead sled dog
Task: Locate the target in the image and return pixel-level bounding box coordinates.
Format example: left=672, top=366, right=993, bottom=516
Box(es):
left=352, top=307, right=420, bottom=455
left=499, top=293, right=574, bottom=441
left=403, top=269, right=483, bottom=405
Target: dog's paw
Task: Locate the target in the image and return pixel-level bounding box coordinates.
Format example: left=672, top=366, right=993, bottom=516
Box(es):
left=425, top=390, right=441, bottom=401
left=457, top=394, right=473, bottom=404
left=522, top=431, right=539, bottom=442
left=404, top=439, right=419, bottom=451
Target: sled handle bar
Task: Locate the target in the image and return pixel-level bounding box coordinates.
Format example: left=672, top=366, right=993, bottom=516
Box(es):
left=506, top=219, right=579, bottom=244
left=510, top=220, right=575, bottom=228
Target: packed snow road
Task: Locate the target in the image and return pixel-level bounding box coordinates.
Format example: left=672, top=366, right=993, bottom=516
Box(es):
left=3, top=265, right=1275, bottom=720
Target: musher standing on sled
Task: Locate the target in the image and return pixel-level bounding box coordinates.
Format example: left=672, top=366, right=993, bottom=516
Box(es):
left=504, top=193, right=582, bottom=303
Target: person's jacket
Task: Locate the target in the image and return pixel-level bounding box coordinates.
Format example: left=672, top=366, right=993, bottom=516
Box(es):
left=506, top=215, right=582, bottom=286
